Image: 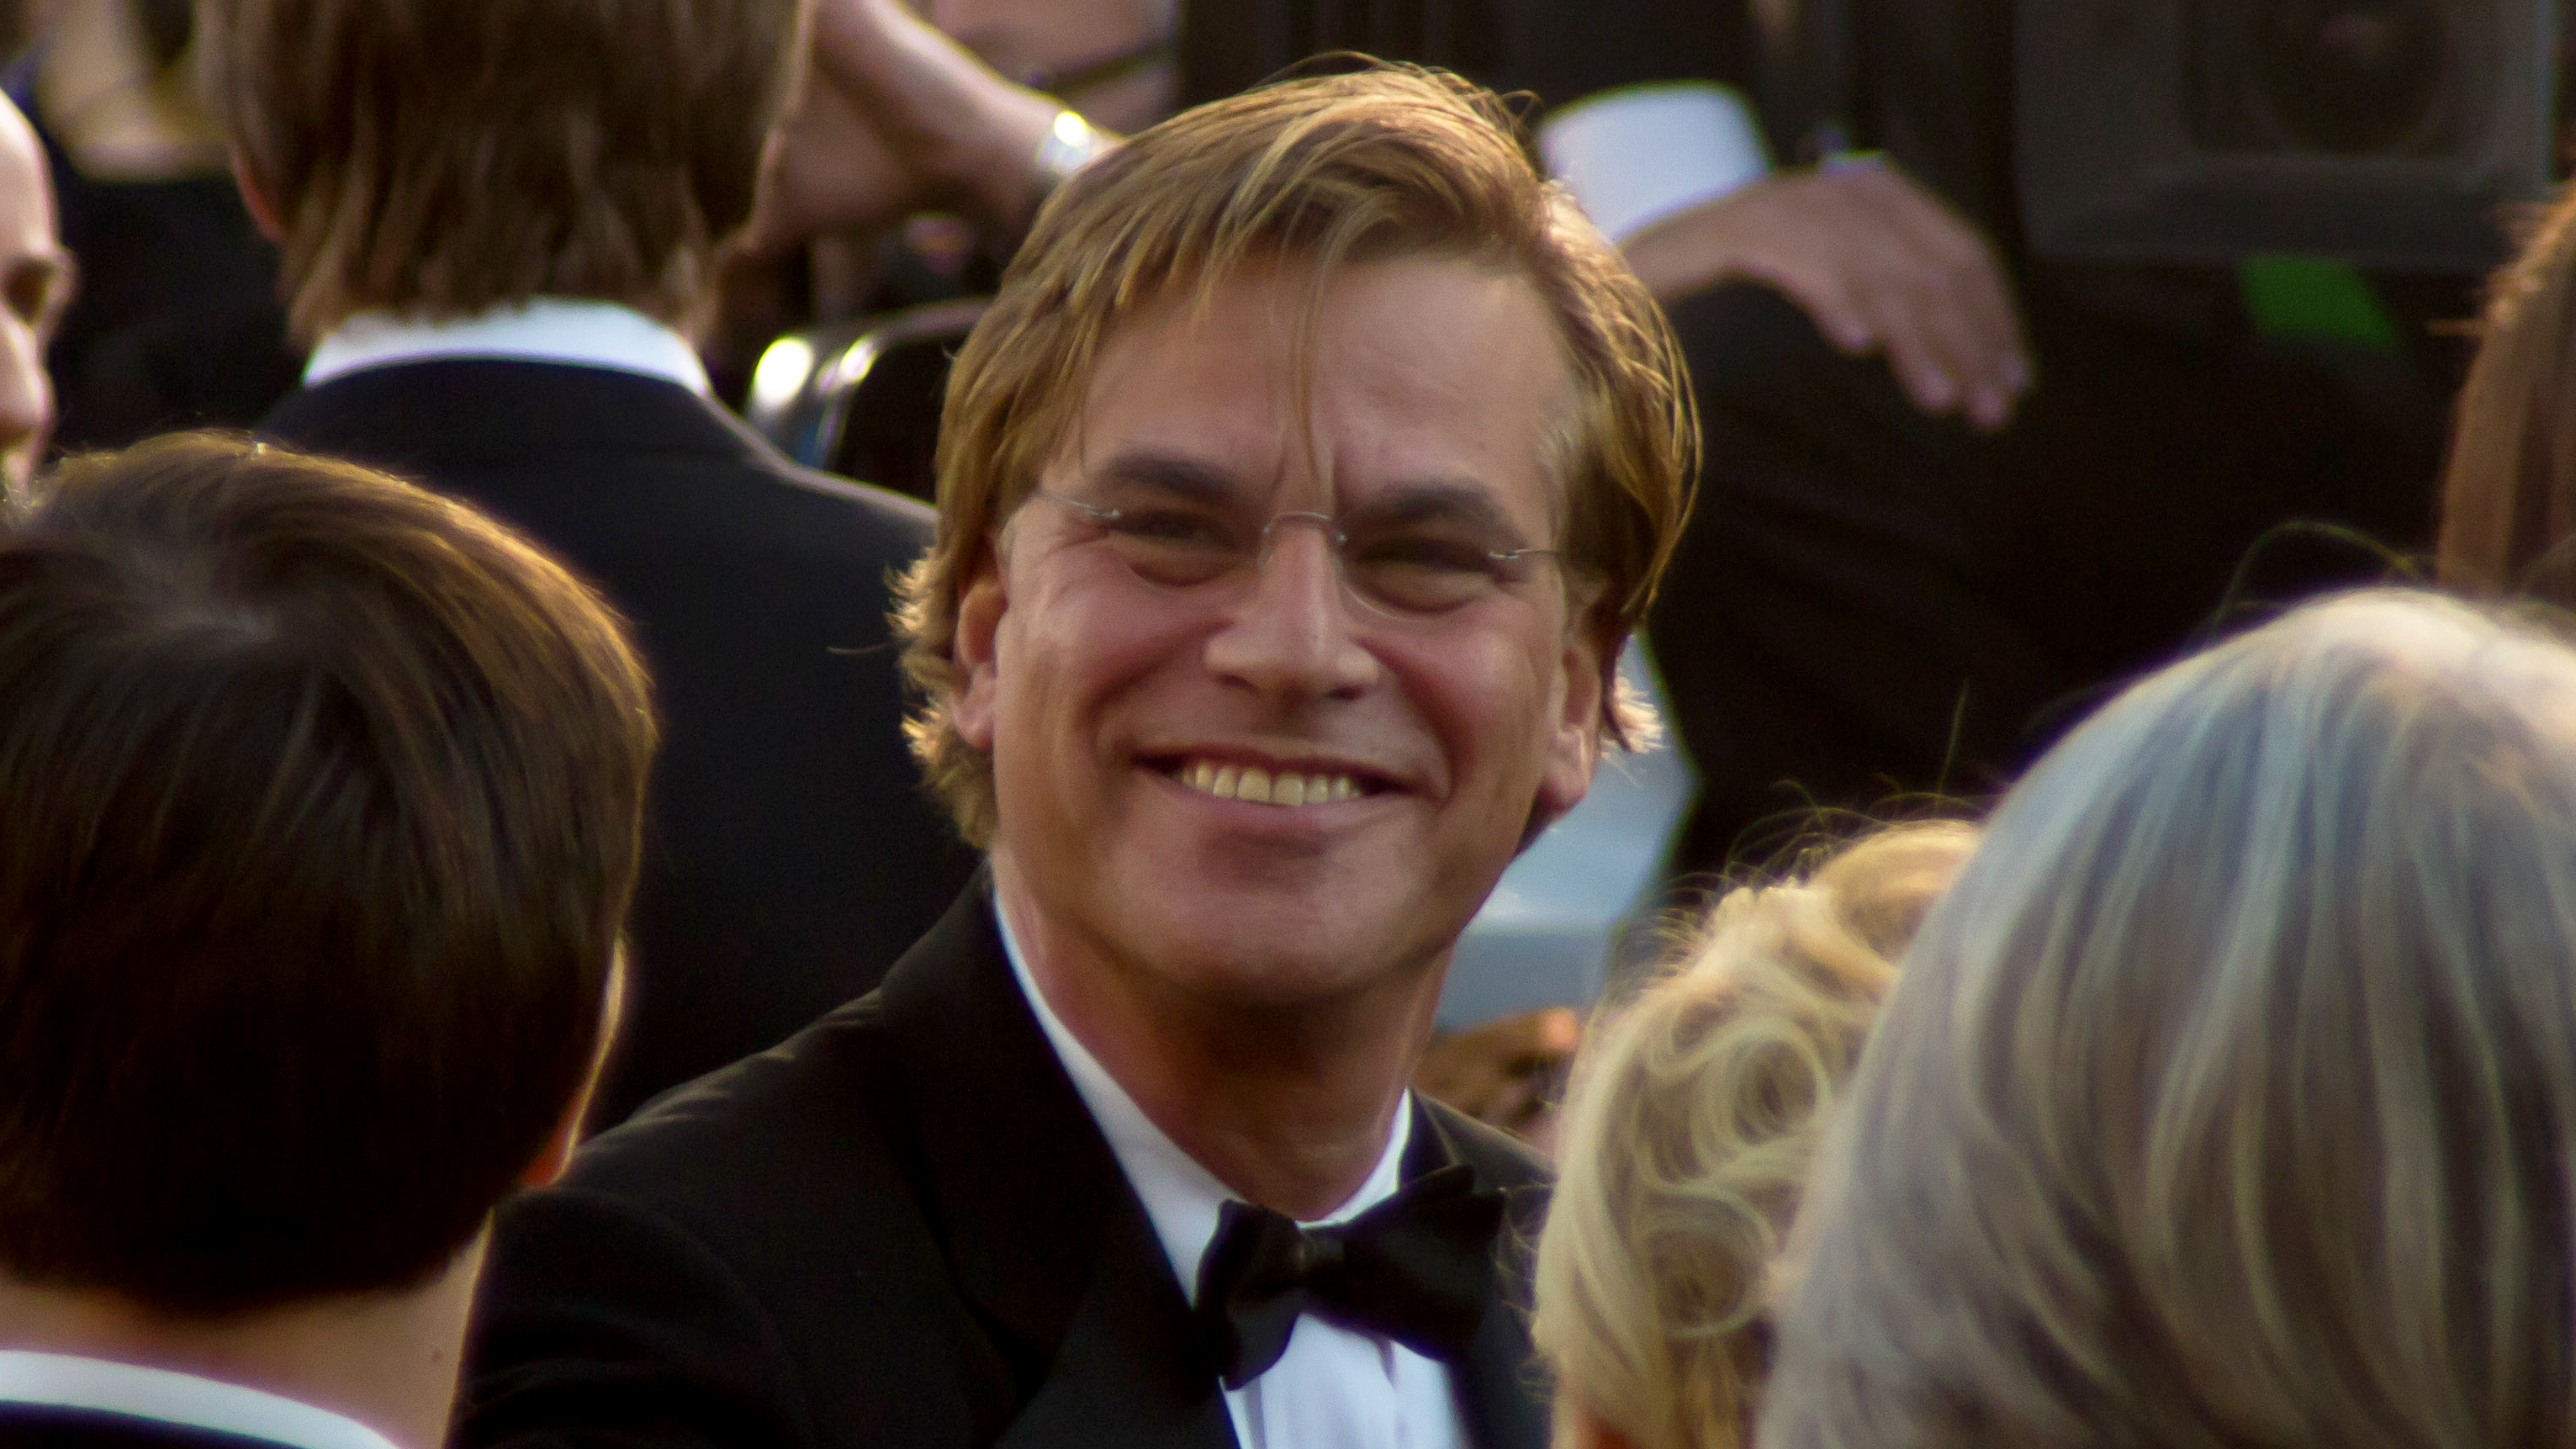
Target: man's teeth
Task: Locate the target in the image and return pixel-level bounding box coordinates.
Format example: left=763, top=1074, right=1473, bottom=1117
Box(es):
left=1177, top=759, right=1362, bottom=806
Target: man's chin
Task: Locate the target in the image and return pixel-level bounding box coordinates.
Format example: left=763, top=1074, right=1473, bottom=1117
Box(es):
left=1123, top=888, right=1462, bottom=1004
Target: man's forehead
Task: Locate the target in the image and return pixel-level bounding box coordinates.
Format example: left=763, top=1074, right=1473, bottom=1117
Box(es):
left=0, top=103, right=56, bottom=253
left=1084, top=446, right=1524, bottom=526
left=1057, top=258, right=1574, bottom=519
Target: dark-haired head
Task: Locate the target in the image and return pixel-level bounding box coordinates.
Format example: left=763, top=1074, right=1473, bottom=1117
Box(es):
left=0, top=432, right=654, bottom=1314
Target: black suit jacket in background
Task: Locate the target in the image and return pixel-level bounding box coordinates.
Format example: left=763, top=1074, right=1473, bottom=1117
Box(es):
left=261, top=362, right=979, bottom=1124
left=0, top=1405, right=304, bottom=1449
left=1494, top=0, right=2457, bottom=876
left=462, top=874, right=1555, bottom=1449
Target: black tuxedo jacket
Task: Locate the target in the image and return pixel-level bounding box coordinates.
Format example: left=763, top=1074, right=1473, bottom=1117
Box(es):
left=462, top=874, right=1555, bottom=1449
left=0, top=1405, right=301, bottom=1448
left=262, top=362, right=978, bottom=1124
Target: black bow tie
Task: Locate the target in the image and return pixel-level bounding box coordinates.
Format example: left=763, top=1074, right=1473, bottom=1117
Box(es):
left=1191, top=1162, right=1507, bottom=1389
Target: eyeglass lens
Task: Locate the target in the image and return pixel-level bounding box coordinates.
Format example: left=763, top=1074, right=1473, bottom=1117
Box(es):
left=1041, top=489, right=1552, bottom=617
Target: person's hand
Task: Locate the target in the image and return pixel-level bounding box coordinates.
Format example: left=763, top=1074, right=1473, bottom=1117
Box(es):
left=743, top=62, right=919, bottom=254
left=1413, top=1006, right=1582, bottom=1156
left=1621, top=163, right=2032, bottom=430
left=739, top=0, right=1067, bottom=254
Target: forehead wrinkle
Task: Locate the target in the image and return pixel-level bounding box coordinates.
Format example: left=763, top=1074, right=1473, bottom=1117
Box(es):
left=1313, top=281, right=1576, bottom=536
left=1072, top=259, right=1569, bottom=530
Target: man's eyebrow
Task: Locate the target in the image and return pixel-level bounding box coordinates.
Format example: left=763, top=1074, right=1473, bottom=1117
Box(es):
left=1353, top=480, right=1518, bottom=531
left=1083, top=457, right=1533, bottom=534
left=1087, top=450, right=1241, bottom=502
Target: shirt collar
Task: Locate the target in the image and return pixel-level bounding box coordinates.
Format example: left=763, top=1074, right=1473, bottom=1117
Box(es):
left=0, top=1351, right=402, bottom=1449
left=302, top=299, right=711, bottom=397
left=993, top=897, right=1414, bottom=1304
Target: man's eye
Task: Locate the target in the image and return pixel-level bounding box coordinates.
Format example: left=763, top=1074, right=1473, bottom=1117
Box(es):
left=5, top=262, right=65, bottom=331
left=1109, top=509, right=1234, bottom=548
left=1352, top=531, right=1499, bottom=574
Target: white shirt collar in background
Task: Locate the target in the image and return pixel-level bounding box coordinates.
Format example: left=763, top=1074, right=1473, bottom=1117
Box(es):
left=0, top=1351, right=399, bottom=1449
left=1538, top=82, right=1771, bottom=242
left=994, top=898, right=1468, bottom=1449
left=302, top=299, right=711, bottom=398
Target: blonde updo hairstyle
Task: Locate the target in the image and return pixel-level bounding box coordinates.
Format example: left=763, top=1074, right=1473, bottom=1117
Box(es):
left=1533, top=820, right=1981, bottom=1449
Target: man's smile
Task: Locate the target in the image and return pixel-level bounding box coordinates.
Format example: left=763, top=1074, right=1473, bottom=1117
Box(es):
left=1152, top=754, right=1406, bottom=807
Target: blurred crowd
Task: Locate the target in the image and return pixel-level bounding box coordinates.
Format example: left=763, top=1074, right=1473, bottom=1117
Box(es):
left=5, top=3, right=2576, bottom=1449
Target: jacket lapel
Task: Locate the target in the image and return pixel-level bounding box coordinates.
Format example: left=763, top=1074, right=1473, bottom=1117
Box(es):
left=987, top=1251, right=1240, bottom=1449
left=1410, top=1100, right=1556, bottom=1449
left=871, top=875, right=1551, bottom=1449
left=874, top=871, right=1239, bottom=1449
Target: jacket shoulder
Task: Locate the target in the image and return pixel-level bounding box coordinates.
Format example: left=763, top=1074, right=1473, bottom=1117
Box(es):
left=259, top=363, right=936, bottom=573
left=566, top=993, right=927, bottom=1247
left=760, top=455, right=935, bottom=542
left=468, top=996, right=1012, bottom=1449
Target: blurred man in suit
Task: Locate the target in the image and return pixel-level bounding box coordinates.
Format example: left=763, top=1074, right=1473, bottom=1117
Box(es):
left=12, top=0, right=306, bottom=449
left=0, top=433, right=652, bottom=1449
left=0, top=90, right=71, bottom=493
left=1503, top=0, right=2459, bottom=874
left=194, top=0, right=982, bottom=1124
left=462, top=67, right=1694, bottom=1449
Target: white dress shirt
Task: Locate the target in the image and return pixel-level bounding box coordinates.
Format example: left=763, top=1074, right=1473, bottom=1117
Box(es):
left=0, top=1351, right=399, bottom=1449
left=302, top=298, right=712, bottom=398
left=1537, top=82, right=1771, bottom=242
left=996, top=906, right=1470, bottom=1449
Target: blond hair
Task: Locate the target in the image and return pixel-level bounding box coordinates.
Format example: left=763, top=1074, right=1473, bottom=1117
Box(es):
left=1533, top=822, right=1977, bottom=1449
left=2439, top=184, right=2576, bottom=604
left=197, top=0, right=801, bottom=343
left=896, top=66, right=1697, bottom=847
left=1763, top=589, right=2576, bottom=1449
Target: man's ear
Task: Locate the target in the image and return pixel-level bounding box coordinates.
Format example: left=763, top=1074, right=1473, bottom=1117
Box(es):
left=519, top=948, right=628, bottom=1188
left=1529, top=619, right=1614, bottom=838
left=228, top=150, right=286, bottom=244
left=949, top=539, right=1008, bottom=751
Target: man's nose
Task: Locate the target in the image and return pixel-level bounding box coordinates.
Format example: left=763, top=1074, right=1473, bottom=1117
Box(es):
left=1203, top=524, right=1380, bottom=701
left=0, top=318, right=52, bottom=464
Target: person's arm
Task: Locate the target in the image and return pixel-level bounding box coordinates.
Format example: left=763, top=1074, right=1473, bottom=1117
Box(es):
left=740, top=0, right=1108, bottom=256
left=1619, top=159, right=2030, bottom=431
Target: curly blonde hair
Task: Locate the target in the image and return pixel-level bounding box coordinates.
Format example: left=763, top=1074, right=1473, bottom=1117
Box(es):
left=1533, top=821, right=1980, bottom=1449
left=2439, top=183, right=2576, bottom=603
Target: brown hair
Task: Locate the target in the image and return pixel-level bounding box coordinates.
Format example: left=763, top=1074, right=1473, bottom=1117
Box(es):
left=897, top=66, right=1697, bottom=847
left=196, top=0, right=803, bottom=342
left=2437, top=183, right=2576, bottom=603
left=1761, top=590, right=2576, bottom=1449
left=1534, top=822, right=1979, bottom=1449
left=0, top=432, right=655, bottom=1314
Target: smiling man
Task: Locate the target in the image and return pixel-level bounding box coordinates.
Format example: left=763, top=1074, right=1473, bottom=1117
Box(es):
left=463, top=67, right=1694, bottom=1449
